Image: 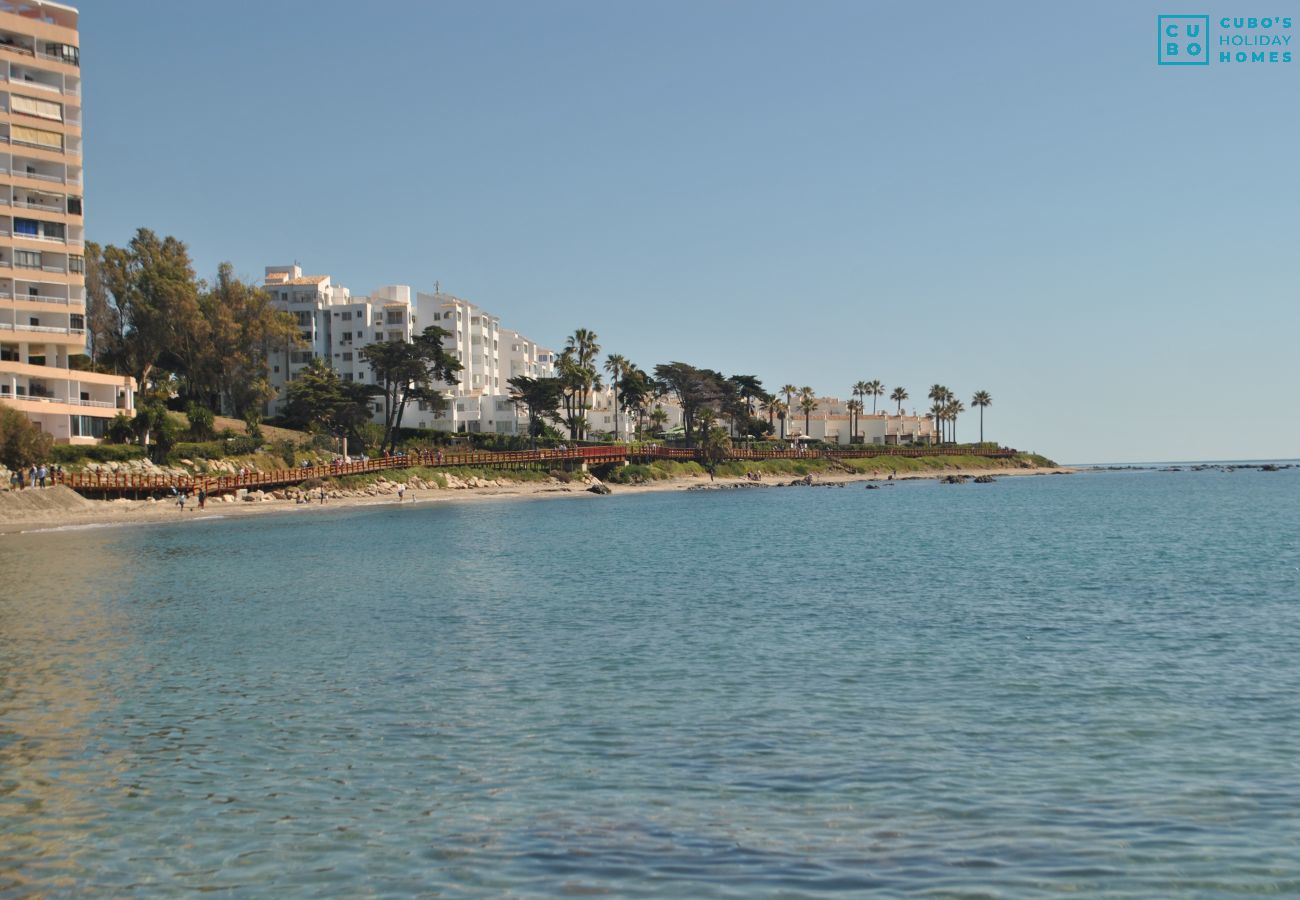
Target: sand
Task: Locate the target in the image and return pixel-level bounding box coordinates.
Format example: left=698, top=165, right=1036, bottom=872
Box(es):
left=0, top=465, right=1077, bottom=535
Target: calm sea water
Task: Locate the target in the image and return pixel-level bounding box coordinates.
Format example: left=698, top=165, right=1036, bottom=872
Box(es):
left=3, top=466, right=1300, bottom=897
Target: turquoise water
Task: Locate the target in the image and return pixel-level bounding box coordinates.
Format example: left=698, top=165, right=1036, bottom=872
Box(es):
left=3, top=467, right=1300, bottom=896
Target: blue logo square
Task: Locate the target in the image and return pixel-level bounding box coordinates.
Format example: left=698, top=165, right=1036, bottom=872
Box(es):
left=1159, top=15, right=1210, bottom=65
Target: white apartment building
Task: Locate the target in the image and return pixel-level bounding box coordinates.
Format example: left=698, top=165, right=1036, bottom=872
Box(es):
left=264, top=267, right=556, bottom=436
left=0, top=0, right=135, bottom=442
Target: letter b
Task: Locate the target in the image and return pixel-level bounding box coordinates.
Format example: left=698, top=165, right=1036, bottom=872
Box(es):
left=1166, top=42, right=1180, bottom=56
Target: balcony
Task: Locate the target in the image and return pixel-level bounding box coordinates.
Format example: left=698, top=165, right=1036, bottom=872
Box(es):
left=0, top=321, right=83, bottom=335
left=0, top=391, right=117, bottom=409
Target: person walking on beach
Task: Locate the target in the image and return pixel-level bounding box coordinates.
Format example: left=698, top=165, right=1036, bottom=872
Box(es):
left=397, top=483, right=406, bottom=502
left=38, top=464, right=47, bottom=488
left=198, top=488, right=207, bottom=509
left=319, top=487, right=326, bottom=505
left=177, top=489, right=186, bottom=511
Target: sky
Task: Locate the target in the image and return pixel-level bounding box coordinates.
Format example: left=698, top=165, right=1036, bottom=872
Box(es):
left=76, top=0, right=1298, bottom=463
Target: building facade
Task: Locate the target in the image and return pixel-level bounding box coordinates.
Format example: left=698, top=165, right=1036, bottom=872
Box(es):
left=263, top=266, right=558, bottom=437
left=0, top=0, right=134, bottom=442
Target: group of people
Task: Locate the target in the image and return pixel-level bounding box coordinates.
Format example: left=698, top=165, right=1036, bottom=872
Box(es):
left=170, top=486, right=209, bottom=510
left=9, top=463, right=62, bottom=490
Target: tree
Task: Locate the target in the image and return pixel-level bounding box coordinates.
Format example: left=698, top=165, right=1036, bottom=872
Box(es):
left=928, top=400, right=945, bottom=445
left=852, top=380, right=869, bottom=436
left=98, top=228, right=202, bottom=395
left=361, top=326, right=461, bottom=453
left=198, top=263, right=300, bottom=418
left=846, top=398, right=863, bottom=442
left=728, top=375, right=765, bottom=418
left=928, top=384, right=949, bottom=443
left=798, top=387, right=817, bottom=438
left=617, top=366, right=655, bottom=440
left=945, top=398, right=966, bottom=443
left=891, top=386, right=909, bottom=415
left=699, top=419, right=732, bottom=480
left=649, top=405, right=668, bottom=436
left=0, top=406, right=53, bottom=472
left=653, top=363, right=727, bottom=446
left=507, top=375, right=565, bottom=450
left=558, top=329, right=601, bottom=441
left=283, top=358, right=377, bottom=445
left=867, top=379, right=885, bottom=414
left=971, top=390, right=992, bottom=443
left=603, top=353, right=628, bottom=441
left=82, top=241, right=119, bottom=369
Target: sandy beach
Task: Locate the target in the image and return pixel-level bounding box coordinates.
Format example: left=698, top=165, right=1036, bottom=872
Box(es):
left=0, top=464, right=1076, bottom=535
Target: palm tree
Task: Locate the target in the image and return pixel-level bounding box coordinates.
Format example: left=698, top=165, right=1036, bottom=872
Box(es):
left=761, top=396, right=785, bottom=434
left=852, top=380, right=870, bottom=436
left=846, top=398, right=863, bottom=443
left=971, top=390, right=992, bottom=444
left=603, top=353, right=627, bottom=441
left=928, top=384, right=948, bottom=443
left=944, top=399, right=965, bottom=444
left=649, top=404, right=668, bottom=436
left=891, top=386, right=908, bottom=415
left=799, top=387, right=817, bottom=439
left=866, top=379, right=884, bottom=414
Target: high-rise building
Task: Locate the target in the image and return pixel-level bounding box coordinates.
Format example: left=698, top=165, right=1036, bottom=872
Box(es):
left=0, top=1, right=134, bottom=442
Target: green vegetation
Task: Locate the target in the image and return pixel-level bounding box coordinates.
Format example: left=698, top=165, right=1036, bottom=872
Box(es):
left=49, top=444, right=146, bottom=465
left=1, top=406, right=54, bottom=471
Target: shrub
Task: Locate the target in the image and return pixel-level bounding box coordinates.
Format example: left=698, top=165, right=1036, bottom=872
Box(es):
left=186, top=403, right=215, bottom=440
left=106, top=413, right=134, bottom=444
left=0, top=406, right=54, bottom=471
left=49, top=443, right=146, bottom=465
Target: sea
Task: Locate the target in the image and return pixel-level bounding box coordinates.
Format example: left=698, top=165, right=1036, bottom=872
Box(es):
left=2, top=464, right=1299, bottom=897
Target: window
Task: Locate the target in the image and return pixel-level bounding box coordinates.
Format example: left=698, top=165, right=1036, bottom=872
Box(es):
left=14, top=218, right=38, bottom=236
left=340, top=331, right=352, bottom=343
left=67, top=196, right=82, bottom=215
left=15, top=250, right=41, bottom=269
left=433, top=312, right=441, bottom=321
left=11, top=124, right=63, bottom=150
left=70, top=313, right=84, bottom=330
left=12, top=94, right=63, bottom=121
left=342, top=352, right=352, bottom=361
left=343, top=373, right=353, bottom=381
left=341, top=311, right=352, bottom=321
left=374, top=333, right=381, bottom=341
left=273, top=365, right=280, bottom=373
left=71, top=416, right=106, bottom=439
left=387, top=311, right=404, bottom=324
left=69, top=255, right=84, bottom=273
left=294, top=311, right=312, bottom=326
left=44, top=43, right=79, bottom=66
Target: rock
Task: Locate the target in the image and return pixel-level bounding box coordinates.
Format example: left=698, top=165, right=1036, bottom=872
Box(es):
left=865, top=484, right=880, bottom=489
left=1261, top=464, right=1280, bottom=472
left=587, top=481, right=612, bottom=495
left=235, top=488, right=248, bottom=500
left=940, top=474, right=969, bottom=484
left=973, top=475, right=995, bottom=483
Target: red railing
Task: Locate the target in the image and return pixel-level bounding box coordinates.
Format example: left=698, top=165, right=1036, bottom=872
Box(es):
left=53, top=444, right=1018, bottom=496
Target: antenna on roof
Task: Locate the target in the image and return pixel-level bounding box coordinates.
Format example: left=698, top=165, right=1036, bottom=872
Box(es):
left=435, top=280, right=441, bottom=294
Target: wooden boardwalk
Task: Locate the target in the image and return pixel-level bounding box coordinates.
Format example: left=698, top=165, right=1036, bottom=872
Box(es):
left=54, top=444, right=1019, bottom=497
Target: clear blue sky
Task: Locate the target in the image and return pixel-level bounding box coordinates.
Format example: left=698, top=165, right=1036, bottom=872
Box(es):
left=79, top=1, right=1298, bottom=463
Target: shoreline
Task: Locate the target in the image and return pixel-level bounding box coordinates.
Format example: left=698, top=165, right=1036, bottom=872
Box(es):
left=0, top=464, right=1077, bottom=536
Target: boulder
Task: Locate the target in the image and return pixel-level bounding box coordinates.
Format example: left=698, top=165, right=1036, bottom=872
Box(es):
left=973, top=475, right=995, bottom=483
left=587, top=481, right=612, bottom=495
